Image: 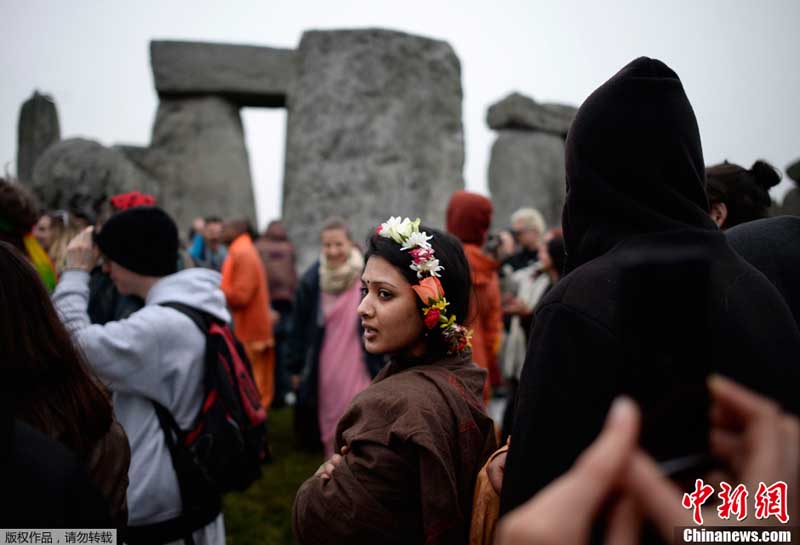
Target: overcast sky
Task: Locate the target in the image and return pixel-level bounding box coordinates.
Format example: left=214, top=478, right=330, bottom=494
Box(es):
left=2, top=0, right=798, bottom=229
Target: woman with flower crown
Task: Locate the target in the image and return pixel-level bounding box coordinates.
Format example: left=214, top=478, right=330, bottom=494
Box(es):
left=293, top=217, right=498, bottom=545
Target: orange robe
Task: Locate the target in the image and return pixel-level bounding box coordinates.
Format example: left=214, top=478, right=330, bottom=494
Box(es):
left=463, top=244, right=503, bottom=404
left=221, top=234, right=275, bottom=413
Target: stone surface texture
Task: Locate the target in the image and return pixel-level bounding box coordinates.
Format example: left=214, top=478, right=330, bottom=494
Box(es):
left=283, top=29, right=465, bottom=270
left=488, top=131, right=566, bottom=230
left=151, top=40, right=295, bottom=107
left=17, top=91, right=61, bottom=182
left=30, top=138, right=160, bottom=218
left=775, top=159, right=800, bottom=216
left=487, top=92, right=576, bottom=136
left=144, top=96, right=255, bottom=233
left=778, top=189, right=800, bottom=216
left=787, top=159, right=800, bottom=183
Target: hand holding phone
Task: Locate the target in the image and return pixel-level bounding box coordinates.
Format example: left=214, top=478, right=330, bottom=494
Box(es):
left=496, top=377, right=800, bottom=545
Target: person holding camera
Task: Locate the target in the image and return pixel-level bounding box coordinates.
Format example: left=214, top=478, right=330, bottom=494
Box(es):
left=53, top=207, right=228, bottom=544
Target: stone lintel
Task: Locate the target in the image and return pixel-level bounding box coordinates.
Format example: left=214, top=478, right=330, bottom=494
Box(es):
left=150, top=40, right=295, bottom=108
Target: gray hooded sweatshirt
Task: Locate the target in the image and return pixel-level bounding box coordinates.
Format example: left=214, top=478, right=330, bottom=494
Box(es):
left=54, top=268, right=231, bottom=544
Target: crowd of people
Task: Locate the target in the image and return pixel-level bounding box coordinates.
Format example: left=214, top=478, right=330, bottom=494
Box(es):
left=2, top=55, right=799, bottom=545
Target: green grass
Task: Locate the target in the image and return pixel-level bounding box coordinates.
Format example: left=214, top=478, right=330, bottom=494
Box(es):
left=223, top=408, right=323, bottom=545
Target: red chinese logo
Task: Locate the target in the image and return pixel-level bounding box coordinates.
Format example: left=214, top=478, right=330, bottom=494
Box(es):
left=754, top=481, right=789, bottom=524
left=717, top=482, right=748, bottom=521
left=682, top=480, right=790, bottom=525
left=682, top=479, right=715, bottom=525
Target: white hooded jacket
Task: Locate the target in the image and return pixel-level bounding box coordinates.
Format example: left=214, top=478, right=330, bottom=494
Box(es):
left=54, top=267, right=230, bottom=543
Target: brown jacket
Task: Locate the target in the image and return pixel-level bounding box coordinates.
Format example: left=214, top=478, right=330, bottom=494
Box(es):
left=293, top=354, right=497, bottom=545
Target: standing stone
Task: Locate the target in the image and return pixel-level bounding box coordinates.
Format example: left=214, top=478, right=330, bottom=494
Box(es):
left=283, top=29, right=465, bottom=270
left=779, top=159, right=800, bottom=216
left=486, top=92, right=576, bottom=230
left=31, top=138, right=160, bottom=219
left=488, top=131, right=566, bottom=230
left=143, top=96, right=255, bottom=233
left=781, top=190, right=800, bottom=217
left=788, top=159, right=800, bottom=184
left=17, top=91, right=61, bottom=182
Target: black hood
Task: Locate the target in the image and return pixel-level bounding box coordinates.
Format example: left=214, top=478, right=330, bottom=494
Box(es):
left=562, top=57, right=716, bottom=273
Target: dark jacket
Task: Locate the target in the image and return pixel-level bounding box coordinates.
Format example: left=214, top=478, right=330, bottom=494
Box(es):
left=1, top=418, right=114, bottom=528
left=86, top=419, right=131, bottom=529
left=501, top=248, right=538, bottom=272
left=88, top=267, right=143, bottom=324
left=500, top=58, right=800, bottom=515
left=727, top=216, right=800, bottom=328
left=287, top=262, right=384, bottom=445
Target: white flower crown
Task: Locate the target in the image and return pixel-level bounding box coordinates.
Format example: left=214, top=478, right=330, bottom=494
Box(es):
left=376, top=216, right=472, bottom=354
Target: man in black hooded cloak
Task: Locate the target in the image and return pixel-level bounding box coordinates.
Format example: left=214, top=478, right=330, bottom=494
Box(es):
left=500, top=57, right=800, bottom=515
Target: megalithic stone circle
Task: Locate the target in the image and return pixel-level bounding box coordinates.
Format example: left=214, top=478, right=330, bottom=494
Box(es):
left=17, top=91, right=60, bottom=183
left=283, top=29, right=465, bottom=271
left=23, top=31, right=466, bottom=244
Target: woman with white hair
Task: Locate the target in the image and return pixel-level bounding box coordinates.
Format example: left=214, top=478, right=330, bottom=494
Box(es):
left=504, top=207, right=546, bottom=271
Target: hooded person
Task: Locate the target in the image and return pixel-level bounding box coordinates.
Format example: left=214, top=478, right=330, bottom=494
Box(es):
left=499, top=57, right=800, bottom=516
left=53, top=206, right=228, bottom=545
left=446, top=191, right=503, bottom=400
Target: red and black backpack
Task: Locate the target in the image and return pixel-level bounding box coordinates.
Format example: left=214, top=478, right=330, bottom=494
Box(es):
left=127, top=302, right=267, bottom=545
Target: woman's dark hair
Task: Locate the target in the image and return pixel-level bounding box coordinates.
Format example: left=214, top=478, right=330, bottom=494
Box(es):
left=0, top=177, right=41, bottom=253
left=706, top=160, right=781, bottom=228
left=365, top=225, right=472, bottom=357
left=0, top=241, right=112, bottom=459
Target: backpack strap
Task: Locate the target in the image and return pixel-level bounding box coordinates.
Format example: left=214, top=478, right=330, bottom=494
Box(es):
left=159, top=301, right=219, bottom=413
left=126, top=302, right=221, bottom=545
left=159, top=301, right=213, bottom=332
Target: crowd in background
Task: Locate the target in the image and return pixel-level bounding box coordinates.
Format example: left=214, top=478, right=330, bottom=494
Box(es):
left=2, top=55, right=800, bottom=545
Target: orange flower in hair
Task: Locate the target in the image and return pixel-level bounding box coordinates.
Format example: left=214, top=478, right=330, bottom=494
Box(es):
left=412, top=276, right=444, bottom=305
